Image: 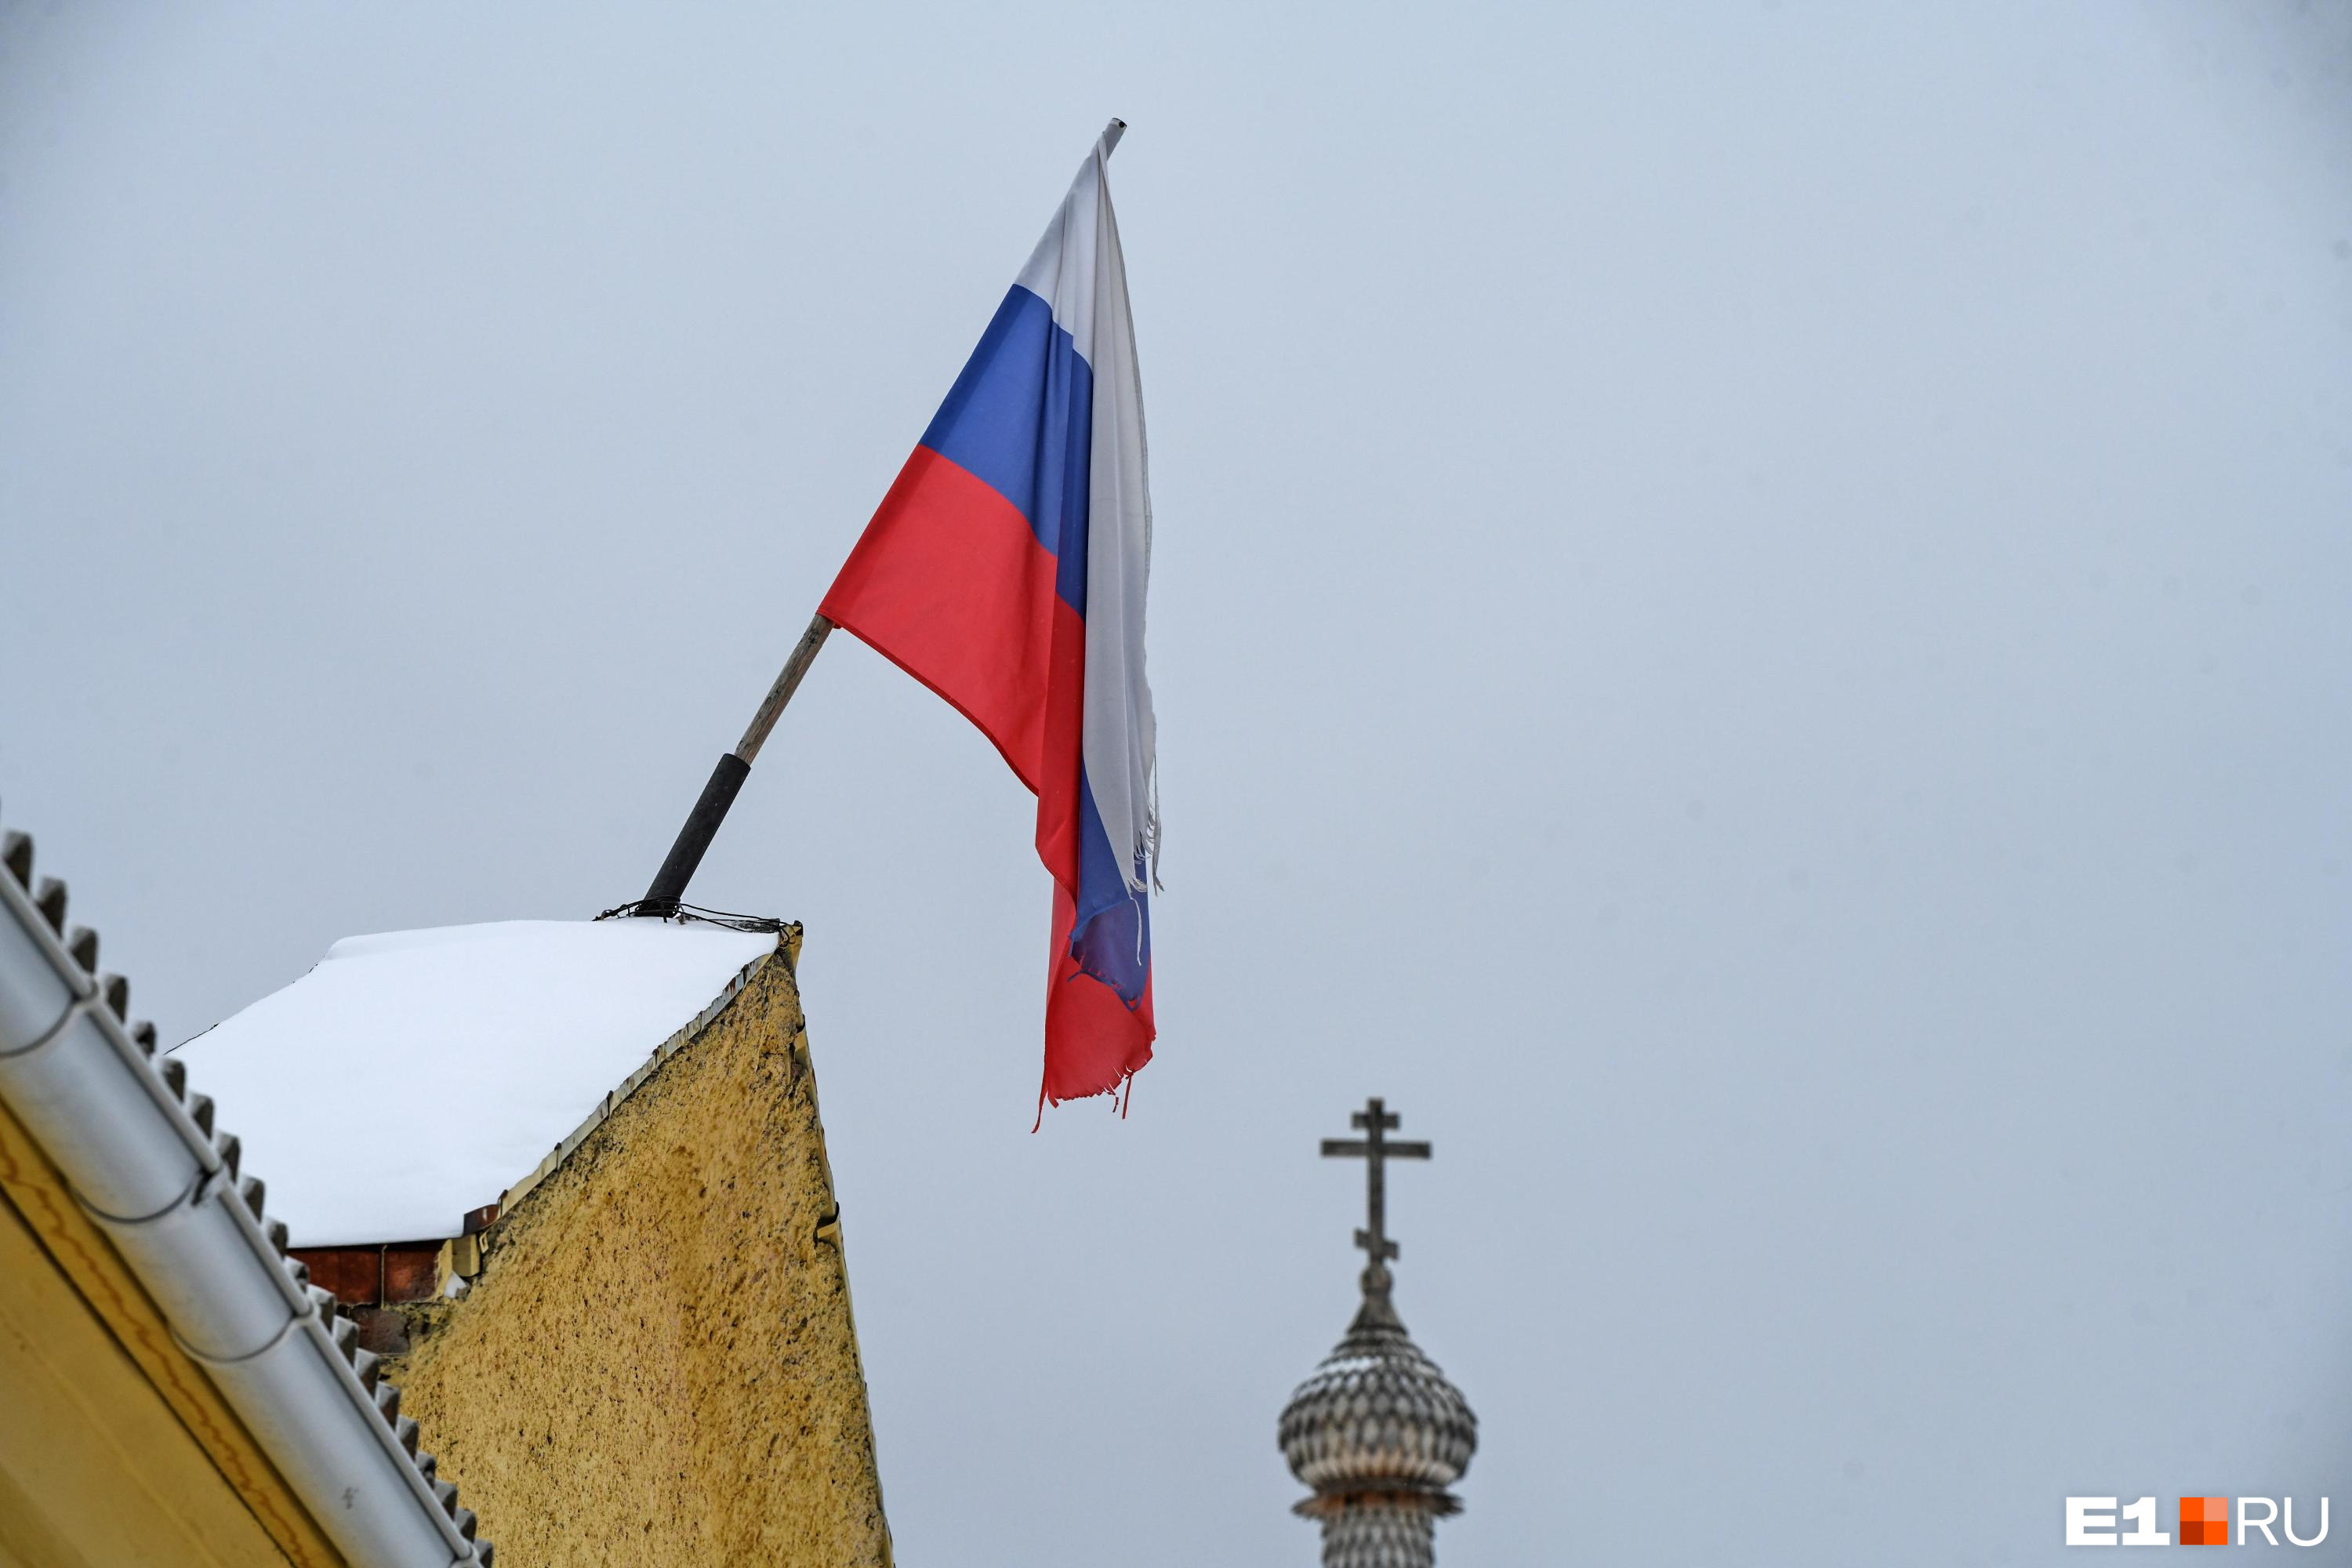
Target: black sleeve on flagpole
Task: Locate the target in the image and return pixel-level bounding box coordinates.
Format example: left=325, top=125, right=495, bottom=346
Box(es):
left=639, top=751, right=751, bottom=914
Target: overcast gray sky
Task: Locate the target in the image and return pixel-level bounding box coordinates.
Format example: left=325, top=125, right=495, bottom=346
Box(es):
left=5, top=4, right=2351, bottom=1563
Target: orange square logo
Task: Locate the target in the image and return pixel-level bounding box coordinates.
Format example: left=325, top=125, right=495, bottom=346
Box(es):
left=2180, top=1497, right=2230, bottom=1545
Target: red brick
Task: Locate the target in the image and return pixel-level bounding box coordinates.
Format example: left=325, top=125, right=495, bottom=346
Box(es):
left=383, top=1245, right=441, bottom=1304
left=292, top=1247, right=380, bottom=1306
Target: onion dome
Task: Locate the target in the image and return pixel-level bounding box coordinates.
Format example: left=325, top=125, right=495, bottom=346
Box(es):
left=1286, top=1098, right=1475, bottom=1568
left=1279, top=1272, right=1478, bottom=1502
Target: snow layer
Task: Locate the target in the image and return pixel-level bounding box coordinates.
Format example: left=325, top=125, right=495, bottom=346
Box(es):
left=176, top=920, right=777, bottom=1245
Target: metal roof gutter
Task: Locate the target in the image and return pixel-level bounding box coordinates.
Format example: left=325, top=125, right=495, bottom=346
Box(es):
left=0, top=815, right=491, bottom=1567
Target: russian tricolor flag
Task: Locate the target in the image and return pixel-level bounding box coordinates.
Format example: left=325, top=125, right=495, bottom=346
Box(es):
left=822, top=123, right=1159, bottom=1108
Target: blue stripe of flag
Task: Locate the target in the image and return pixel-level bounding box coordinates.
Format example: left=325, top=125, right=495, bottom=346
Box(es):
left=912, top=282, right=1149, bottom=1005
left=918, top=285, right=1094, bottom=616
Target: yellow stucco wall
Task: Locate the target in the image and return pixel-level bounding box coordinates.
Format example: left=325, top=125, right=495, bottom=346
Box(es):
left=399, top=942, right=892, bottom=1566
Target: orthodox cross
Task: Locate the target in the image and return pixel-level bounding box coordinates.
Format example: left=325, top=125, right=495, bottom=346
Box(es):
left=1321, top=1097, right=1430, bottom=1289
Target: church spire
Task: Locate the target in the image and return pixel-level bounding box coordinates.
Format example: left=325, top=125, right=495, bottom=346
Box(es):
left=1279, top=1099, right=1477, bottom=1568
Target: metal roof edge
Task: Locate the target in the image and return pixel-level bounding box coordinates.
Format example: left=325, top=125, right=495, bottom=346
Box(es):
left=0, top=811, right=493, bottom=1568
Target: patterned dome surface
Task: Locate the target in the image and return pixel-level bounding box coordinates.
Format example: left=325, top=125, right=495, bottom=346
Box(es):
left=1279, top=1308, right=1477, bottom=1494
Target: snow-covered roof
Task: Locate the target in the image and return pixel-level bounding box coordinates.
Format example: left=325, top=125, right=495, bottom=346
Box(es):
left=177, top=920, right=777, bottom=1246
